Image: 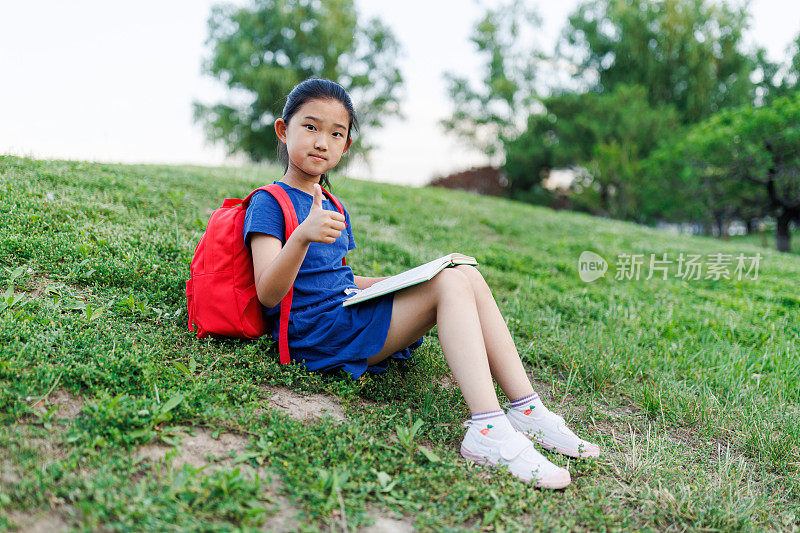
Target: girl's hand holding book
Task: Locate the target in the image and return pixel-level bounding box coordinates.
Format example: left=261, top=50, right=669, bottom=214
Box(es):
left=297, top=184, right=346, bottom=244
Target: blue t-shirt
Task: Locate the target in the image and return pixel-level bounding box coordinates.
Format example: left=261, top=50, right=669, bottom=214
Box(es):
left=241, top=179, right=424, bottom=379
left=243, top=181, right=359, bottom=319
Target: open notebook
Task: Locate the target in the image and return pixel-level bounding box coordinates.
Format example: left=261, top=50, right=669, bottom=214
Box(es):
left=342, top=253, right=478, bottom=307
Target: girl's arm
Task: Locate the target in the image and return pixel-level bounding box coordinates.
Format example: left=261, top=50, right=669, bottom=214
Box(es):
left=353, top=275, right=389, bottom=290
left=251, top=232, right=311, bottom=308
left=251, top=183, right=347, bottom=307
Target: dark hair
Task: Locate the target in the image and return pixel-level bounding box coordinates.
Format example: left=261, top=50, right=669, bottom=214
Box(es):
left=277, top=77, right=359, bottom=190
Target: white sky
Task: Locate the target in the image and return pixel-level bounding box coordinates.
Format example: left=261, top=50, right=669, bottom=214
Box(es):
left=1, top=0, right=798, bottom=187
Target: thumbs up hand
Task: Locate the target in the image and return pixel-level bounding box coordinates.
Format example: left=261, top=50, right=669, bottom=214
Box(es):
left=298, top=183, right=346, bottom=244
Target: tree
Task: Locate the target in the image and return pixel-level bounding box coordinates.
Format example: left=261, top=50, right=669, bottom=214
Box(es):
left=560, top=0, right=755, bottom=124
left=641, top=113, right=764, bottom=236
left=194, top=0, right=404, bottom=164
left=645, top=94, right=800, bottom=251
left=731, top=95, right=800, bottom=251
left=440, top=0, right=544, bottom=162
left=504, top=84, right=680, bottom=219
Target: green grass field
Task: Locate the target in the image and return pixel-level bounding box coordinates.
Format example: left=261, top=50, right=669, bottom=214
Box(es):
left=1, top=155, right=798, bottom=531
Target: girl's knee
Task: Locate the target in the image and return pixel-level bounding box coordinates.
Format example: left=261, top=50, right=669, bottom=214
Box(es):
left=454, top=264, right=482, bottom=282
left=432, top=267, right=473, bottom=298
left=454, top=264, right=491, bottom=296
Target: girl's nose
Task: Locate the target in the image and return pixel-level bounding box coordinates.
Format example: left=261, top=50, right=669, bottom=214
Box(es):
left=314, top=135, right=327, bottom=150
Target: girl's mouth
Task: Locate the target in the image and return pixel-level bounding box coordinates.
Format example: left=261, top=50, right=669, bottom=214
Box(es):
left=310, top=154, right=326, bottom=161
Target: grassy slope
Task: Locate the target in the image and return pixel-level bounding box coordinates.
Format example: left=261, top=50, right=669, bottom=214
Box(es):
left=0, top=155, right=798, bottom=531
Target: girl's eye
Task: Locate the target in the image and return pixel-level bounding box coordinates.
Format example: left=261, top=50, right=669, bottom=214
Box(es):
left=304, top=124, right=343, bottom=138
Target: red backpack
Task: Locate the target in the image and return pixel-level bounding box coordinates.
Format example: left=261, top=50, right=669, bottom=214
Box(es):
left=185, top=183, right=348, bottom=365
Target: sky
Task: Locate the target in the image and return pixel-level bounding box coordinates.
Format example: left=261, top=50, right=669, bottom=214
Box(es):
left=1, top=0, right=798, bottom=187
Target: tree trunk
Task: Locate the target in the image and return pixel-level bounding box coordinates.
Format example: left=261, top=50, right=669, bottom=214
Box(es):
left=715, top=218, right=730, bottom=241
left=776, top=212, right=792, bottom=252
left=599, top=183, right=610, bottom=217
left=745, top=217, right=757, bottom=235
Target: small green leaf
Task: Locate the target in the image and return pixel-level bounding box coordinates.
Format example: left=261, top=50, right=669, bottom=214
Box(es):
left=232, top=451, right=262, bottom=464
left=160, top=392, right=185, bottom=414
left=173, top=361, right=194, bottom=380
left=8, top=266, right=26, bottom=282
left=129, top=428, right=154, bottom=440
left=417, top=445, right=441, bottom=463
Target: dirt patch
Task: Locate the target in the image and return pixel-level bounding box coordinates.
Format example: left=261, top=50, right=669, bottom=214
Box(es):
left=137, top=427, right=250, bottom=469
left=45, top=389, right=84, bottom=421
left=9, top=424, right=70, bottom=463
left=437, top=373, right=458, bottom=391
left=1, top=460, right=20, bottom=485
left=358, top=509, right=415, bottom=533
left=19, top=389, right=85, bottom=428
left=26, top=436, right=69, bottom=462
left=26, top=274, right=55, bottom=299
left=261, top=386, right=346, bottom=423
left=6, top=507, right=72, bottom=533
left=260, top=475, right=303, bottom=532
left=136, top=426, right=306, bottom=530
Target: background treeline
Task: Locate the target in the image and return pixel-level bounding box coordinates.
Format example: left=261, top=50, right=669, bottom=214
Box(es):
left=196, top=0, right=800, bottom=251
left=444, top=0, right=800, bottom=252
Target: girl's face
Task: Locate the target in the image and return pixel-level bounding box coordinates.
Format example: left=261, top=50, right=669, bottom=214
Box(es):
left=275, top=98, right=352, bottom=180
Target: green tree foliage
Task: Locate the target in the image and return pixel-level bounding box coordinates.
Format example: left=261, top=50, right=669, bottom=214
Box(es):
left=505, top=84, right=679, bottom=219
left=641, top=112, right=764, bottom=234
left=645, top=93, right=800, bottom=251
left=194, top=0, right=404, bottom=163
left=440, top=0, right=544, bottom=161
left=561, top=0, right=755, bottom=124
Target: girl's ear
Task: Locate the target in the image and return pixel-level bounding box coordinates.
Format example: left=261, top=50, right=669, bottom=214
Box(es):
left=342, top=137, right=353, bottom=154
left=274, top=118, right=287, bottom=142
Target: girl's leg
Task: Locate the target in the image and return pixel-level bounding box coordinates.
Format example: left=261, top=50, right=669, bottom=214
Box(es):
left=366, top=268, right=502, bottom=414
left=451, top=265, right=536, bottom=401
left=453, top=266, right=601, bottom=459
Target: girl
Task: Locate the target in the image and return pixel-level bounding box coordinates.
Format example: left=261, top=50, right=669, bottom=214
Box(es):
left=244, top=77, right=599, bottom=490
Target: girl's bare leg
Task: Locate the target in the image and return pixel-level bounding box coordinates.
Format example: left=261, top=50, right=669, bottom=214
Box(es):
left=451, top=265, right=536, bottom=401
left=366, top=268, right=502, bottom=414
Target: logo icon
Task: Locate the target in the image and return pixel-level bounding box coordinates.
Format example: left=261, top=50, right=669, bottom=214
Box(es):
left=578, top=251, right=608, bottom=282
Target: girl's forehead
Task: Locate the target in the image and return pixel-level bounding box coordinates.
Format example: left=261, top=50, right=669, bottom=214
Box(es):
left=295, top=99, right=349, bottom=126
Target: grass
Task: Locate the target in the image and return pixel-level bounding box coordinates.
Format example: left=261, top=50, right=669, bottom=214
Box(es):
left=0, top=154, right=798, bottom=531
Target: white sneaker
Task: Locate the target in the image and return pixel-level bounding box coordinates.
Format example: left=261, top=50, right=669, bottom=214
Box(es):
left=459, top=415, right=571, bottom=489
left=503, top=400, right=600, bottom=459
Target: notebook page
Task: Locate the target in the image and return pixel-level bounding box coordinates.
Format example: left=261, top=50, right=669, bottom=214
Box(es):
left=365, top=255, right=452, bottom=292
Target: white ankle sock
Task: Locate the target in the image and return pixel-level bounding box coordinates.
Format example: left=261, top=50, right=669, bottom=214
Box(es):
left=469, top=409, right=514, bottom=435
left=508, top=393, right=546, bottom=415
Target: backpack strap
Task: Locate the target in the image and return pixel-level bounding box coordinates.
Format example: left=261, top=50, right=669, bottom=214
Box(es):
left=319, top=185, right=348, bottom=267
left=245, top=183, right=351, bottom=366
left=247, top=183, right=349, bottom=267
left=263, top=185, right=297, bottom=366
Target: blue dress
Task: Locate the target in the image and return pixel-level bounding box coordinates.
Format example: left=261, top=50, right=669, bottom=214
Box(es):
left=243, top=180, right=424, bottom=380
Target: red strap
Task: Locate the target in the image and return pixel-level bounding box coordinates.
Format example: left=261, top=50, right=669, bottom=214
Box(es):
left=247, top=183, right=350, bottom=364
left=242, top=185, right=274, bottom=207
left=320, top=185, right=346, bottom=227
left=262, top=185, right=298, bottom=365
left=320, top=186, right=348, bottom=266
left=185, top=280, right=193, bottom=332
